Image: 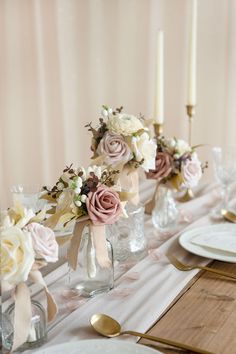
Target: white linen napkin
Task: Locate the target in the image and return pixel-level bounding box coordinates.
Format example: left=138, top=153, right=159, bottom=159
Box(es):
left=191, top=230, right=236, bottom=255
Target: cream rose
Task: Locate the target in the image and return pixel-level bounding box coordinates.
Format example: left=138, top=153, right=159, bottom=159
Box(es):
left=0, top=226, right=35, bottom=285
left=107, top=113, right=144, bottom=136
left=131, top=132, right=157, bottom=172
left=97, top=131, right=132, bottom=165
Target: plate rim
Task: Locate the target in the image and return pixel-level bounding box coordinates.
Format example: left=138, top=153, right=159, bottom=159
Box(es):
left=35, top=339, right=160, bottom=354
left=179, top=223, right=236, bottom=263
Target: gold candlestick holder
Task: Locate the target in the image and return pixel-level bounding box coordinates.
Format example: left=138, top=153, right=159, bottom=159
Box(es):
left=154, top=122, right=164, bottom=137
left=178, top=104, right=196, bottom=202
left=186, top=104, right=195, bottom=146
left=145, top=122, right=164, bottom=215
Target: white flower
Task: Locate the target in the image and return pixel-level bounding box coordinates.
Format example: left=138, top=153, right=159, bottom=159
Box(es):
left=107, top=113, right=144, bottom=136
left=60, top=172, right=71, bottom=184
left=74, top=187, right=81, bottom=195
left=0, top=226, right=35, bottom=285
left=15, top=207, right=35, bottom=229
left=175, top=139, right=191, bottom=155
left=75, top=200, right=82, bottom=207
left=0, top=212, right=13, bottom=231
left=87, top=165, right=102, bottom=179
left=81, top=194, right=87, bottom=203
left=131, top=132, right=157, bottom=172
left=101, top=108, right=109, bottom=117
left=74, top=176, right=83, bottom=188
left=57, top=182, right=64, bottom=191
left=77, top=167, right=86, bottom=181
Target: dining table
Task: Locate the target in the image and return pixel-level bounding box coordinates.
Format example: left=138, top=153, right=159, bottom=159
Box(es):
left=5, top=178, right=236, bottom=354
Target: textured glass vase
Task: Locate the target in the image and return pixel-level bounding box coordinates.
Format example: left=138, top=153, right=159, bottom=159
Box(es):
left=108, top=203, right=147, bottom=262
left=152, top=184, right=179, bottom=231
left=69, top=225, right=114, bottom=297
left=3, top=300, right=47, bottom=352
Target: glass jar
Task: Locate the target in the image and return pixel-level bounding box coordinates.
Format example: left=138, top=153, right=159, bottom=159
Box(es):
left=3, top=300, right=47, bottom=352
left=152, top=184, right=179, bottom=231
left=69, top=225, right=114, bottom=297
left=108, top=203, right=147, bottom=263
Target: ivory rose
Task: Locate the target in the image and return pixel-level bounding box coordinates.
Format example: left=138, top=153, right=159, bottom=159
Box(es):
left=0, top=226, right=35, bottom=285
left=107, top=113, right=143, bottom=136
left=86, top=185, right=122, bottom=225
left=131, top=132, right=157, bottom=172
left=146, top=151, right=173, bottom=181
left=25, top=222, right=58, bottom=263
left=181, top=155, right=202, bottom=188
left=97, top=131, right=132, bottom=165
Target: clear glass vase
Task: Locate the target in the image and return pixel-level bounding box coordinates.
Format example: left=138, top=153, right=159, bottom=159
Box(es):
left=108, top=203, right=147, bottom=262
left=152, top=184, right=179, bottom=231
left=69, top=225, right=114, bottom=297
left=3, top=300, right=47, bottom=352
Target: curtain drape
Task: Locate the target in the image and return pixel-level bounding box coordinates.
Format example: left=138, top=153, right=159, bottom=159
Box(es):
left=1, top=0, right=236, bottom=208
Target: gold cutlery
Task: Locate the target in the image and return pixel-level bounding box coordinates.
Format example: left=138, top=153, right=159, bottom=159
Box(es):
left=90, top=313, right=214, bottom=354
left=221, top=209, right=236, bottom=223
left=167, top=254, right=236, bottom=279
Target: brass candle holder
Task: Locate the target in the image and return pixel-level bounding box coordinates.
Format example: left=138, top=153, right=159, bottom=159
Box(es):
left=186, top=104, right=195, bottom=146
left=145, top=122, right=164, bottom=215
left=154, top=122, right=164, bottom=137
left=178, top=104, right=196, bottom=202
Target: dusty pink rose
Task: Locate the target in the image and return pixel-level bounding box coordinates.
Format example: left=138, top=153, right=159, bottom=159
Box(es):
left=97, top=131, right=132, bottom=165
left=146, top=151, right=173, bottom=181
left=25, top=222, right=58, bottom=263
left=86, top=185, right=122, bottom=225
left=181, top=156, right=202, bottom=188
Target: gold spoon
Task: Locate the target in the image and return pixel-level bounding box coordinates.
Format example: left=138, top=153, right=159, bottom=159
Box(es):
left=221, top=209, right=236, bottom=223
left=90, top=313, right=214, bottom=354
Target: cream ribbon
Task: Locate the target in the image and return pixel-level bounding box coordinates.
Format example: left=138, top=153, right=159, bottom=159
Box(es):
left=67, top=220, right=110, bottom=271
left=12, top=282, right=32, bottom=352
left=29, top=269, right=58, bottom=322
left=119, top=167, right=140, bottom=205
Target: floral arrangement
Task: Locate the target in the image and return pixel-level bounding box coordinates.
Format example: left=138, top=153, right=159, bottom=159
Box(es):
left=42, top=164, right=124, bottom=228
left=0, top=203, right=58, bottom=351
left=86, top=106, right=157, bottom=172
left=0, top=203, right=58, bottom=290
left=146, top=136, right=207, bottom=190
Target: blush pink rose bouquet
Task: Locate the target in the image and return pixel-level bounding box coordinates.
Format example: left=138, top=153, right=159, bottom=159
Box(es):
left=86, top=106, right=156, bottom=173
left=42, top=164, right=124, bottom=228
left=146, top=136, right=207, bottom=190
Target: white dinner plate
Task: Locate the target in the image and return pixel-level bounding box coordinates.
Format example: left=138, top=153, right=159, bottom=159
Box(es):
left=35, top=339, right=162, bottom=354
left=179, top=224, right=236, bottom=263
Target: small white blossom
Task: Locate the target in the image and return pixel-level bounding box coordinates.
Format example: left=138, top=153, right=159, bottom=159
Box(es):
left=108, top=107, right=113, bottom=114
left=74, top=187, right=81, bottom=195
left=57, top=182, right=64, bottom=191
left=81, top=194, right=87, bottom=203
left=101, top=109, right=108, bottom=117
left=74, top=200, right=82, bottom=207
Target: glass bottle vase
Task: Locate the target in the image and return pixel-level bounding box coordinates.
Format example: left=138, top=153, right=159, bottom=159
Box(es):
left=68, top=225, right=114, bottom=297
left=3, top=300, right=47, bottom=352
left=152, top=184, right=179, bottom=231
left=108, top=203, right=147, bottom=263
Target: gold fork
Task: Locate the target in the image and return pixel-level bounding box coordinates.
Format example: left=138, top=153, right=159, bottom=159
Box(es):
left=167, top=254, right=236, bottom=280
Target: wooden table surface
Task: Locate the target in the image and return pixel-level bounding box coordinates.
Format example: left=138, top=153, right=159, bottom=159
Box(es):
left=140, top=261, right=236, bottom=354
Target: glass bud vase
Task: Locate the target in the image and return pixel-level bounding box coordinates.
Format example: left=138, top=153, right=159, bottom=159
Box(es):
left=152, top=184, right=179, bottom=231
left=69, top=225, right=114, bottom=297
left=3, top=300, right=47, bottom=352
left=108, top=203, right=147, bottom=263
